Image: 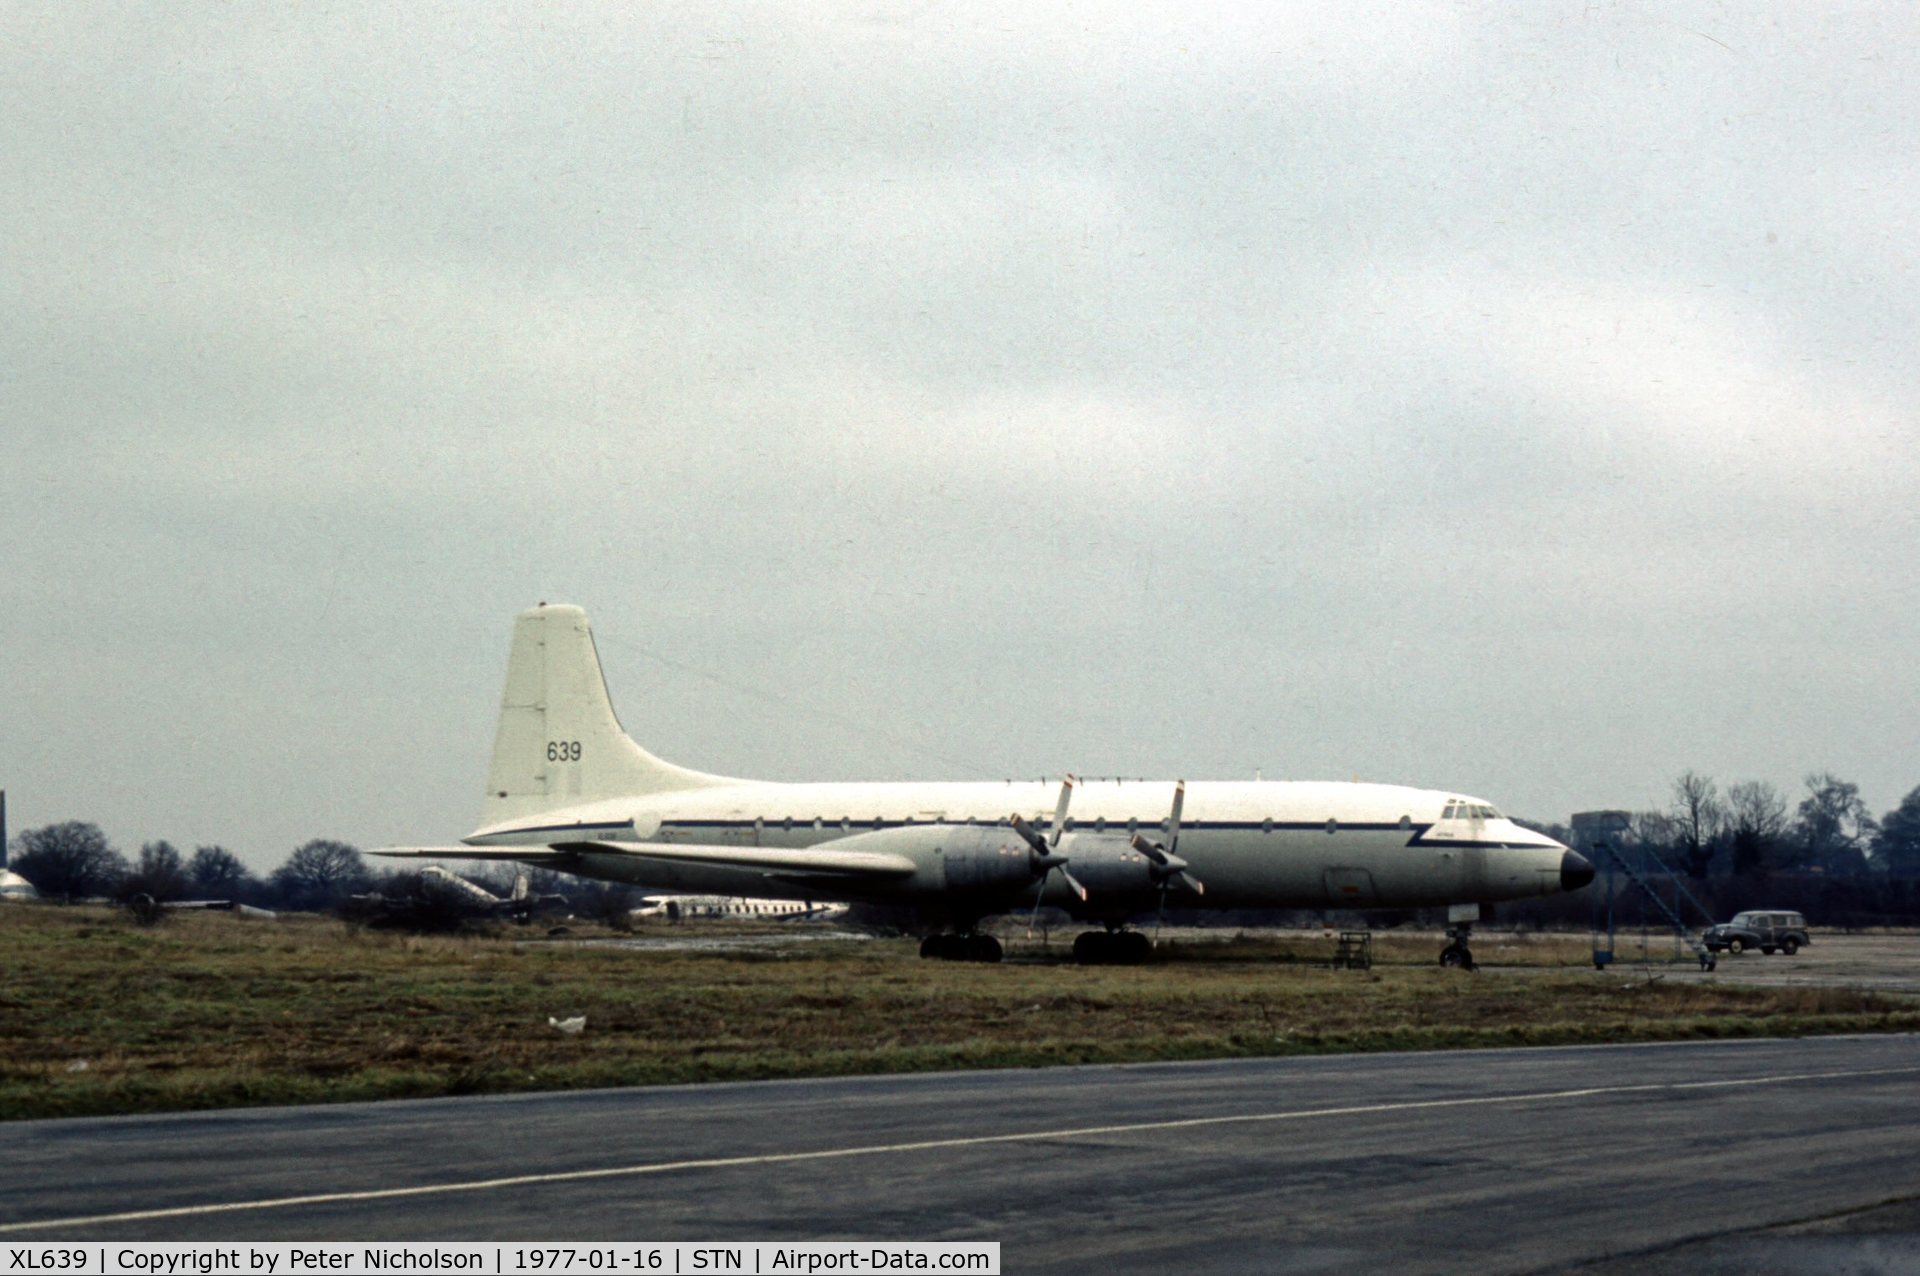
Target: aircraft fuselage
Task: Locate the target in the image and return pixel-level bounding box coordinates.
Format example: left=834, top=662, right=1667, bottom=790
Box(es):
left=467, top=778, right=1577, bottom=922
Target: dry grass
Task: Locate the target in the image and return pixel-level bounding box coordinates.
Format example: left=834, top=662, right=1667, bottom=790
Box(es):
left=3, top=906, right=1914, bottom=1121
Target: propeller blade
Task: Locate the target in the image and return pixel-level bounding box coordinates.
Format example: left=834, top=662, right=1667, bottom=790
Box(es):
left=1130, top=832, right=1167, bottom=864
left=1049, top=775, right=1077, bottom=847
left=1167, top=780, right=1185, bottom=855
left=1176, top=870, right=1205, bottom=897
left=1009, top=813, right=1047, bottom=855
left=1027, top=883, right=1048, bottom=938
left=1059, top=866, right=1088, bottom=902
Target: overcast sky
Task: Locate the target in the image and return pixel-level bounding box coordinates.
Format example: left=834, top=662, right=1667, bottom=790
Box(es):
left=5, top=2, right=1916, bottom=871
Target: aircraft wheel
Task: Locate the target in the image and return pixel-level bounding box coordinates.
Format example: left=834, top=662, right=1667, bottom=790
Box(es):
left=1119, top=931, right=1153, bottom=964
left=1439, top=944, right=1475, bottom=971
left=1073, top=932, right=1110, bottom=965
left=920, top=934, right=944, bottom=959
left=966, top=933, right=1003, bottom=964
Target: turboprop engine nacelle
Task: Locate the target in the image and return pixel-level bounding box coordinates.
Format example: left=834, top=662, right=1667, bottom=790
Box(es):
left=1042, top=832, right=1173, bottom=907
left=829, top=823, right=1187, bottom=911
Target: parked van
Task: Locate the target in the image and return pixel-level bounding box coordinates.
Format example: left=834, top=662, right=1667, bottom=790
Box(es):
left=1702, top=910, right=1810, bottom=956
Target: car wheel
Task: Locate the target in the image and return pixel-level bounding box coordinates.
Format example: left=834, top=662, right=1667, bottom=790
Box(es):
left=1727, top=937, right=1746, bottom=954
left=1782, top=937, right=1799, bottom=956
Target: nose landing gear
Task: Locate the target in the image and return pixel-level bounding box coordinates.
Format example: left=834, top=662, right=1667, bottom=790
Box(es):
left=1438, top=920, right=1476, bottom=971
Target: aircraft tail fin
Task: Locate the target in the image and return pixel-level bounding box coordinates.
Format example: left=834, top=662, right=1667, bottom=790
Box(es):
left=480, top=604, right=728, bottom=828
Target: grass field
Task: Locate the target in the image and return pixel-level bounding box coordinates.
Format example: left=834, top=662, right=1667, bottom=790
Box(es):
left=4, top=906, right=1917, bottom=1121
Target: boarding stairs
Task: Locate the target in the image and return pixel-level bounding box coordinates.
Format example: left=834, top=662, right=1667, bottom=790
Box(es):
left=1595, top=841, right=1718, bottom=971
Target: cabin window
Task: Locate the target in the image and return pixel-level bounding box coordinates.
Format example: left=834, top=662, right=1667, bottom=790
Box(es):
left=1127, top=818, right=1138, bottom=834
left=872, top=816, right=884, bottom=829
left=1399, top=814, right=1412, bottom=830
left=1261, top=818, right=1273, bottom=833
left=840, top=818, right=850, bottom=831
left=1094, top=817, right=1106, bottom=832
left=1326, top=817, right=1338, bottom=834
left=782, top=817, right=793, bottom=832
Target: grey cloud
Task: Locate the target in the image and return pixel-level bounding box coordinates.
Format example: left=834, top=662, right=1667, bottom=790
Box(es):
left=4, top=2, right=1917, bottom=864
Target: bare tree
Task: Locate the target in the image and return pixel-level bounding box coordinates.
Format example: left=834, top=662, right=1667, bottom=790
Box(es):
left=1793, top=773, right=1877, bottom=875
left=12, top=822, right=127, bottom=901
left=1726, top=780, right=1789, bottom=877
left=126, top=840, right=190, bottom=901
left=188, top=845, right=250, bottom=896
left=1668, top=771, right=1725, bottom=879
left=1873, top=786, right=1920, bottom=879
left=271, top=839, right=370, bottom=910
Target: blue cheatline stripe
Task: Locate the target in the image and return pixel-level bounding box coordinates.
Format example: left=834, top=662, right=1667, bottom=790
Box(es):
left=643, top=818, right=1539, bottom=853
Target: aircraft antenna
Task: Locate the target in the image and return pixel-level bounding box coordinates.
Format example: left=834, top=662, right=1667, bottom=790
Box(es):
left=600, top=634, right=1003, bottom=779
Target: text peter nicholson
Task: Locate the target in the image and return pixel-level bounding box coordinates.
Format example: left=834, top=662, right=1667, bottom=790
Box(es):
left=4, top=1243, right=1001, bottom=1275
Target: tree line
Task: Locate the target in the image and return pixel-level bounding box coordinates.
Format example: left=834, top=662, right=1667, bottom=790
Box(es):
left=4, top=823, right=618, bottom=925
left=7, top=825, right=382, bottom=910
left=1523, top=773, right=1920, bottom=882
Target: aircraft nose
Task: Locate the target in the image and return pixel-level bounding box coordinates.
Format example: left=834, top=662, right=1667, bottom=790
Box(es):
left=1560, top=850, right=1595, bottom=892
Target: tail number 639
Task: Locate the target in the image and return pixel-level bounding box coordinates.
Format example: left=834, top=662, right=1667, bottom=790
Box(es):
left=546, top=741, right=582, bottom=762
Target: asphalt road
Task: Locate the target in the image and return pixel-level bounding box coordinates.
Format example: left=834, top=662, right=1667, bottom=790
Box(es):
left=4, top=1035, right=1918, bottom=1274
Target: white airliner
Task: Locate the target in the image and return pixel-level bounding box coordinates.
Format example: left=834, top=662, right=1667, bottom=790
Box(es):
left=377, top=604, right=1592, bottom=966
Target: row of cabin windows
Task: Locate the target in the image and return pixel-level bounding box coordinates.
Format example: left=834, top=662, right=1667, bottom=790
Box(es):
left=744, top=814, right=1419, bottom=835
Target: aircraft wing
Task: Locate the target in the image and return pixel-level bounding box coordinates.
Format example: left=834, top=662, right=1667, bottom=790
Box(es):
left=373, top=841, right=916, bottom=880
left=567, top=841, right=916, bottom=879
left=372, top=846, right=574, bottom=861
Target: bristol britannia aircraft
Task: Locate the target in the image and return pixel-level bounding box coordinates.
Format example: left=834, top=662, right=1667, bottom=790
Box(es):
left=377, top=604, right=1593, bottom=966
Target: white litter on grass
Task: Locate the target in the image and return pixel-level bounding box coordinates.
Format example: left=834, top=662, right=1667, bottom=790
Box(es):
left=65, top=1060, right=90, bottom=1073
left=549, top=1016, right=586, bottom=1035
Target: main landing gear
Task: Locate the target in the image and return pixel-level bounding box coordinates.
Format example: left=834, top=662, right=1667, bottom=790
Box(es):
left=920, top=932, right=1003, bottom=963
left=1073, top=928, right=1153, bottom=966
left=1439, top=920, right=1476, bottom=971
